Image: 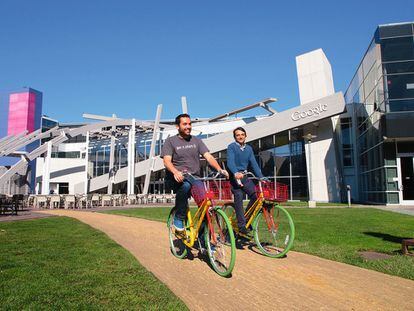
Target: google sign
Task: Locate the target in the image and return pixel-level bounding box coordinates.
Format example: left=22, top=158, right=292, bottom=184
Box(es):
left=291, top=103, right=328, bottom=121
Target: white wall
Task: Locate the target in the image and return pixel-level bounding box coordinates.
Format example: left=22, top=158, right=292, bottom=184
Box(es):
left=296, top=48, right=335, bottom=105
left=296, top=49, right=342, bottom=202
left=36, top=158, right=85, bottom=194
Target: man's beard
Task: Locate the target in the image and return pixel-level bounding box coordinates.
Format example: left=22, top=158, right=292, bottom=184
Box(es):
left=179, top=128, right=191, bottom=139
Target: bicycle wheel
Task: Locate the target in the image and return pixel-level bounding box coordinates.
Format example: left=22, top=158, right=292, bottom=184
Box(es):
left=204, top=207, right=236, bottom=277
left=252, top=203, right=295, bottom=258
left=220, top=203, right=238, bottom=233
left=167, top=208, right=187, bottom=259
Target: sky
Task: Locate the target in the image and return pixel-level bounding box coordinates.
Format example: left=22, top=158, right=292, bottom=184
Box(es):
left=1, top=0, right=413, bottom=122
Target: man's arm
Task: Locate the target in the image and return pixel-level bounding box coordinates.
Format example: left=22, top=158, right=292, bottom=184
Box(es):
left=248, top=148, right=264, bottom=179
left=203, top=152, right=229, bottom=177
left=163, top=155, right=184, bottom=182
left=226, top=145, right=237, bottom=174
left=227, top=145, right=243, bottom=179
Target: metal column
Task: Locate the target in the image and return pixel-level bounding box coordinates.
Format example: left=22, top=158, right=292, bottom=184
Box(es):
left=143, top=105, right=162, bottom=195
left=41, top=141, right=52, bottom=195
left=84, top=131, right=89, bottom=194
left=127, top=119, right=136, bottom=195
left=107, top=126, right=116, bottom=194
left=181, top=96, right=188, bottom=114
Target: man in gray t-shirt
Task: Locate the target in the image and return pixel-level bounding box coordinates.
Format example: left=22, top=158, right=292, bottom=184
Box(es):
left=161, top=113, right=228, bottom=232
left=161, top=134, right=209, bottom=177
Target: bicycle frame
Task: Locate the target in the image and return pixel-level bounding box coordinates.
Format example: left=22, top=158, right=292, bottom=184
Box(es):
left=179, top=172, right=224, bottom=248
left=231, top=174, right=279, bottom=232
left=182, top=197, right=211, bottom=248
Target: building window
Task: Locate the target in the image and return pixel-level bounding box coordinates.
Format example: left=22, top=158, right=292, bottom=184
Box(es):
left=340, top=118, right=354, bottom=167
left=58, top=183, right=69, bottom=194
left=386, top=73, right=414, bottom=100
left=381, top=36, right=414, bottom=62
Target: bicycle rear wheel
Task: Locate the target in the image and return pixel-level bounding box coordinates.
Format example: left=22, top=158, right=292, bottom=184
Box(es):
left=204, top=208, right=236, bottom=277
left=252, top=203, right=295, bottom=258
left=167, top=208, right=188, bottom=259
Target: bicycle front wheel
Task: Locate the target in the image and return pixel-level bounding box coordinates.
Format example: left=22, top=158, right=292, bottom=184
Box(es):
left=167, top=208, right=188, bottom=259
left=252, top=203, right=295, bottom=258
left=204, top=208, right=236, bottom=277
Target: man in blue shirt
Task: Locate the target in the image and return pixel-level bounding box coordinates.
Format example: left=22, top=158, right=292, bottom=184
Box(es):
left=227, top=127, right=265, bottom=237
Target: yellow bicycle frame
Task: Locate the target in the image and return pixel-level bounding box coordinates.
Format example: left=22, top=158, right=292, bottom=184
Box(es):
left=227, top=187, right=266, bottom=232
left=182, top=198, right=212, bottom=248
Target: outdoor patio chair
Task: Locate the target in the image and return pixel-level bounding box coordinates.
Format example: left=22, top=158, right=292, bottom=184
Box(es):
left=35, top=195, right=49, bottom=209
left=154, top=194, right=161, bottom=203
left=49, top=195, right=61, bottom=209
left=112, top=194, right=124, bottom=206
left=90, top=194, right=101, bottom=207
left=164, top=194, right=174, bottom=203
left=137, top=194, right=147, bottom=204
left=27, top=195, right=36, bottom=208
left=127, top=194, right=137, bottom=205
left=63, top=195, right=76, bottom=209
left=101, top=194, right=113, bottom=207
left=78, top=195, right=90, bottom=209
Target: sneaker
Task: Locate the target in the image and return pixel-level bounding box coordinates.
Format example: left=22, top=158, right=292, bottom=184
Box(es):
left=199, top=243, right=216, bottom=256
left=238, top=227, right=252, bottom=239
left=208, top=244, right=217, bottom=256
left=173, top=216, right=185, bottom=232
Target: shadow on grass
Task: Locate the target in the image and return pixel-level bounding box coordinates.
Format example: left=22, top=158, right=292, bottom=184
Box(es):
left=363, top=232, right=412, bottom=244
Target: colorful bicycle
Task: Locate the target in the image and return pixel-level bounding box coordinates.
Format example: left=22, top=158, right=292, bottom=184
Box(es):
left=167, top=173, right=236, bottom=277
left=221, top=172, right=295, bottom=258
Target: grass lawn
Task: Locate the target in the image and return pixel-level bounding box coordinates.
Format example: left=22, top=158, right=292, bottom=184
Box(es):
left=0, top=217, right=187, bottom=310
left=104, top=207, right=414, bottom=280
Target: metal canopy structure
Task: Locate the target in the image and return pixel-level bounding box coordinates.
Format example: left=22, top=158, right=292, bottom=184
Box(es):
left=208, top=98, right=277, bottom=122
left=86, top=93, right=345, bottom=193
left=0, top=93, right=346, bottom=195
left=0, top=114, right=165, bottom=195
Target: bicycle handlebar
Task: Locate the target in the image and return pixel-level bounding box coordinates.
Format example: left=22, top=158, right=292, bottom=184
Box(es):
left=182, top=171, right=224, bottom=181
left=235, top=170, right=268, bottom=187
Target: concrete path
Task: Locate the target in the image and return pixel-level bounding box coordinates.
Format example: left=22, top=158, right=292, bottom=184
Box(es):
left=39, top=210, right=413, bottom=311
left=0, top=209, right=54, bottom=222
left=372, top=205, right=414, bottom=216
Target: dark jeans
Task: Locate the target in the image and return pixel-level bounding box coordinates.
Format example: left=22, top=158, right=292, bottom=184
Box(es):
left=230, top=176, right=257, bottom=229
left=168, top=175, right=204, bottom=221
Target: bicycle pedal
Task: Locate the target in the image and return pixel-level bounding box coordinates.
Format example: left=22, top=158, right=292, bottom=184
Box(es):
left=174, top=229, right=186, bottom=239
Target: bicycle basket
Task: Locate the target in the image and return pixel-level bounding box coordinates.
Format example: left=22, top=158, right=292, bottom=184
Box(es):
left=206, top=180, right=233, bottom=201
left=190, top=182, right=208, bottom=207
left=256, top=182, right=289, bottom=202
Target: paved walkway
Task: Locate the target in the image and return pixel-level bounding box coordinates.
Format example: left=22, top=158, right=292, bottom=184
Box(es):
left=38, top=210, right=414, bottom=310
left=0, top=209, right=54, bottom=222
left=372, top=205, right=414, bottom=216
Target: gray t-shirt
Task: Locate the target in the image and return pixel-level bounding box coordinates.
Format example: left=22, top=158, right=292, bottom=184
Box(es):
left=161, top=134, right=209, bottom=176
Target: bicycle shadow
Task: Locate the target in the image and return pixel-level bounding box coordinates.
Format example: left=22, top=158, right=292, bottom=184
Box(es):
left=236, top=238, right=288, bottom=259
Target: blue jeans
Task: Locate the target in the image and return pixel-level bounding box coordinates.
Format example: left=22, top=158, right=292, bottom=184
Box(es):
left=168, top=175, right=204, bottom=221
left=230, top=177, right=257, bottom=229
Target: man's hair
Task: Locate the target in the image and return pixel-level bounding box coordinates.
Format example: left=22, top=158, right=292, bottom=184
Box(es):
left=175, top=113, right=191, bottom=125
left=233, top=127, right=247, bottom=138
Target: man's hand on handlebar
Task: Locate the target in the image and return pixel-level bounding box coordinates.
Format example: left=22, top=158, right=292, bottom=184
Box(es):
left=234, top=172, right=243, bottom=179
left=220, top=169, right=229, bottom=179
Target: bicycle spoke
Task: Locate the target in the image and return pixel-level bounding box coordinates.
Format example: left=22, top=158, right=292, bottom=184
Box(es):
left=253, top=204, right=295, bottom=258
left=168, top=209, right=187, bottom=259
left=204, top=208, right=236, bottom=277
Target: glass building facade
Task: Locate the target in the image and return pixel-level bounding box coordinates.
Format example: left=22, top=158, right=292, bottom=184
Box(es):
left=197, top=128, right=308, bottom=201
left=344, top=22, right=414, bottom=204
left=85, top=126, right=310, bottom=199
